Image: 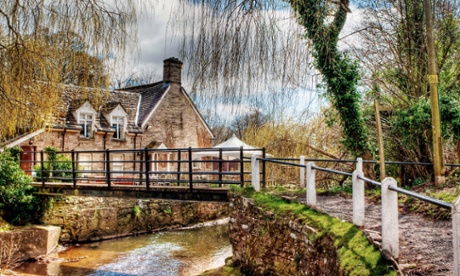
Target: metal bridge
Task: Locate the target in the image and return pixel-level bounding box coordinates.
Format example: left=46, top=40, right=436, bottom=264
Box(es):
left=22, top=147, right=267, bottom=202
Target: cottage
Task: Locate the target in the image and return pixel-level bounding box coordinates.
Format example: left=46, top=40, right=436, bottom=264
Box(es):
left=4, top=58, right=214, bottom=178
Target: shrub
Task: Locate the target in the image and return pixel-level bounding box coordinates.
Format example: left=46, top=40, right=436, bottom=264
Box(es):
left=33, top=146, right=73, bottom=182
left=0, top=148, right=39, bottom=225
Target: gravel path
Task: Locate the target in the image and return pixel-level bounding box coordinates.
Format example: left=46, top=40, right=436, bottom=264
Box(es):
left=299, top=196, right=453, bottom=275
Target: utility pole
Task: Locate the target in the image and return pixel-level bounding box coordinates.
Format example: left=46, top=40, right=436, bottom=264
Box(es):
left=424, top=0, right=445, bottom=185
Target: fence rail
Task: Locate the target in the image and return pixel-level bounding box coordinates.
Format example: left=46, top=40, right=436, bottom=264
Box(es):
left=251, top=155, right=459, bottom=274
left=18, top=147, right=266, bottom=192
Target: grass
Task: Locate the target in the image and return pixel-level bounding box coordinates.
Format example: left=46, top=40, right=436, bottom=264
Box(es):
left=231, top=188, right=396, bottom=276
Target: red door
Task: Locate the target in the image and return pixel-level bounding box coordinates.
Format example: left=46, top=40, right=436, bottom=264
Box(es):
left=20, top=146, right=35, bottom=175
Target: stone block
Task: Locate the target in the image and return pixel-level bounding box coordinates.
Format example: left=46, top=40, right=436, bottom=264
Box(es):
left=0, top=225, right=60, bottom=264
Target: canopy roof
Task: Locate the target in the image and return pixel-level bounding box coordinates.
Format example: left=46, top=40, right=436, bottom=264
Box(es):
left=193, top=134, right=268, bottom=159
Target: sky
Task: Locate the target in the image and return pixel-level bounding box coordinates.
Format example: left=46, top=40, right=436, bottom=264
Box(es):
left=120, top=0, right=363, bottom=124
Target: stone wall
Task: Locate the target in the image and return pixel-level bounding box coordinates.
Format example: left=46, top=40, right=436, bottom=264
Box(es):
left=41, top=195, right=229, bottom=243
left=229, top=195, right=341, bottom=275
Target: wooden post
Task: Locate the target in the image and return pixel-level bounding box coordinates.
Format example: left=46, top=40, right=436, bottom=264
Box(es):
left=177, top=150, right=181, bottom=186
left=452, top=195, right=460, bottom=276
left=306, top=162, right=316, bottom=207
left=381, top=177, right=399, bottom=259
left=375, top=101, right=386, bottom=180
left=300, top=156, right=305, bottom=188
left=251, top=154, right=260, bottom=192
left=352, top=158, right=365, bottom=227
left=218, top=149, right=223, bottom=187
left=40, top=150, right=45, bottom=186
left=71, top=150, right=77, bottom=187
left=188, top=147, right=193, bottom=192
left=424, top=0, right=444, bottom=185
left=106, top=149, right=111, bottom=189
left=144, top=148, right=150, bottom=191
left=240, top=146, right=244, bottom=187
left=262, top=148, right=266, bottom=188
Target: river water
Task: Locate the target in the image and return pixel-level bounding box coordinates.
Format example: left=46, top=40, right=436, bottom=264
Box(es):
left=14, top=223, right=232, bottom=276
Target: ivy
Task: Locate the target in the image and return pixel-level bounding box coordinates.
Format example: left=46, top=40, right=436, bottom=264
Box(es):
left=288, top=0, right=370, bottom=157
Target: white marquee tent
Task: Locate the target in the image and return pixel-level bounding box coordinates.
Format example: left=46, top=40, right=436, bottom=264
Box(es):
left=193, top=134, right=268, bottom=160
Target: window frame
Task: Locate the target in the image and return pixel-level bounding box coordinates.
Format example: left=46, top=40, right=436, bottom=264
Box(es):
left=79, top=113, right=94, bottom=138
left=111, top=116, right=125, bottom=139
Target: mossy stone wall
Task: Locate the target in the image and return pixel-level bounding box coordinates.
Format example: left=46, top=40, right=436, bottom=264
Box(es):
left=41, top=195, right=229, bottom=243
left=229, top=194, right=394, bottom=276
left=229, top=195, right=340, bottom=275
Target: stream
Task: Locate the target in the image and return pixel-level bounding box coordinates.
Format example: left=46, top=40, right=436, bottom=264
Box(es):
left=13, top=222, right=232, bottom=276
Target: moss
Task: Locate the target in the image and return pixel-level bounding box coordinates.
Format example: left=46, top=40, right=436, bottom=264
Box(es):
left=242, top=192, right=396, bottom=276
left=199, top=265, right=245, bottom=276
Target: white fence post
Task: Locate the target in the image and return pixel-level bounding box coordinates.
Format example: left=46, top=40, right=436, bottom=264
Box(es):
left=306, top=162, right=316, bottom=207
left=381, top=177, right=399, bottom=259
left=251, top=154, right=260, bottom=192
left=352, top=158, right=365, bottom=227
left=300, top=156, right=305, bottom=188
left=452, top=196, right=460, bottom=276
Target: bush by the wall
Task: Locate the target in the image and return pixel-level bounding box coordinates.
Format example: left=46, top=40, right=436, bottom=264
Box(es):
left=0, top=147, right=39, bottom=225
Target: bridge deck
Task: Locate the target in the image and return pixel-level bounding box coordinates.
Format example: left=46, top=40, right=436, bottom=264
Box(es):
left=32, top=182, right=230, bottom=202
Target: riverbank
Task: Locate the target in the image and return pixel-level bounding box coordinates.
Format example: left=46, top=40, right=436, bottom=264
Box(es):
left=12, top=220, right=232, bottom=276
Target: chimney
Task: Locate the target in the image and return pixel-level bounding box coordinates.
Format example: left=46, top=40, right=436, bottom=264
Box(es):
left=163, top=57, right=183, bottom=84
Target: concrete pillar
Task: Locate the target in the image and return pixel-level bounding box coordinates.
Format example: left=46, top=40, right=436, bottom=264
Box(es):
left=306, top=162, right=316, bottom=207
left=300, top=156, right=305, bottom=188
left=381, top=177, right=399, bottom=259
left=352, top=158, right=365, bottom=227
left=452, top=196, right=460, bottom=276
left=251, top=154, right=260, bottom=192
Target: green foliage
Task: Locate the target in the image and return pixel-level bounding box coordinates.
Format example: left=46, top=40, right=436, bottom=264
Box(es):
left=390, top=94, right=460, bottom=165
left=34, top=146, right=74, bottom=182
left=133, top=205, right=141, bottom=217
left=0, top=148, right=39, bottom=225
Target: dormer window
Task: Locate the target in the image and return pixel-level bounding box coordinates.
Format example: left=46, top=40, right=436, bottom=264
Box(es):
left=79, top=113, right=93, bottom=138
left=103, top=103, right=128, bottom=140
left=112, top=116, right=125, bottom=139
left=72, top=101, right=97, bottom=138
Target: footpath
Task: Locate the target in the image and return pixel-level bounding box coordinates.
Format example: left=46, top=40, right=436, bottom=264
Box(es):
left=300, top=196, right=453, bottom=276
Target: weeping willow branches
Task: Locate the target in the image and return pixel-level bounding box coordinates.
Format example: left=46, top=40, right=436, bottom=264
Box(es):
left=172, top=0, right=369, bottom=157
left=0, top=0, right=143, bottom=141
left=171, top=0, right=319, bottom=118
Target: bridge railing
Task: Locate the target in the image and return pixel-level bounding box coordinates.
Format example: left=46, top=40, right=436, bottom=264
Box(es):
left=251, top=155, right=459, bottom=274
left=18, top=147, right=266, bottom=192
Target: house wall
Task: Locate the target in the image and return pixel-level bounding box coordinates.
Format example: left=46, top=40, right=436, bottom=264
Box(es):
left=142, top=83, right=212, bottom=149
left=19, top=83, right=212, bottom=178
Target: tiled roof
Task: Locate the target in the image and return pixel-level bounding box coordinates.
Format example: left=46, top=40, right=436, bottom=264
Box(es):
left=57, top=81, right=170, bottom=134
left=120, top=82, right=169, bottom=126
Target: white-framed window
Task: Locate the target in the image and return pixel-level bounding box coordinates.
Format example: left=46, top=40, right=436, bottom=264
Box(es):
left=78, top=153, right=92, bottom=176
left=73, top=101, right=97, bottom=138
left=112, top=116, right=125, bottom=139
left=150, top=153, right=158, bottom=172
left=112, top=154, right=124, bottom=177
left=79, top=113, right=93, bottom=138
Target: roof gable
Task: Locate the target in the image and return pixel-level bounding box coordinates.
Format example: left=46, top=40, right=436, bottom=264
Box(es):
left=119, top=82, right=170, bottom=128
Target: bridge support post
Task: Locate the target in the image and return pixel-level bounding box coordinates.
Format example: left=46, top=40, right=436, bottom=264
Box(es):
left=251, top=154, right=260, bottom=192
left=299, top=156, right=305, bottom=188
left=381, top=177, right=399, bottom=259
left=306, top=162, right=316, bottom=207
left=452, top=196, right=460, bottom=276
left=352, top=158, right=365, bottom=227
